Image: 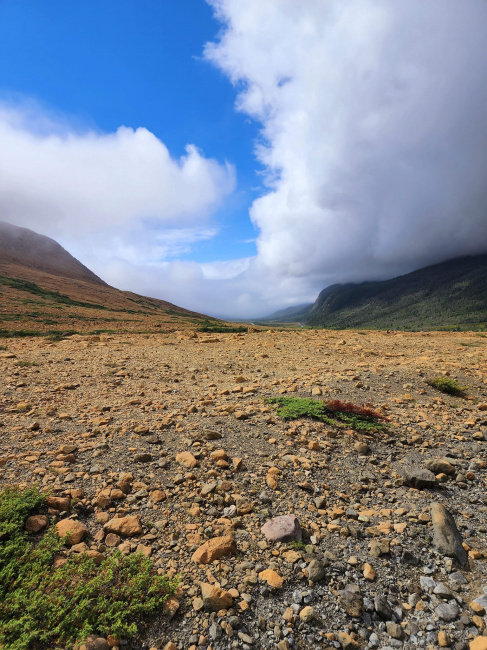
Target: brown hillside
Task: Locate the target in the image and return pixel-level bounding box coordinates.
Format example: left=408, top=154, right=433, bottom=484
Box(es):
left=0, top=221, right=214, bottom=334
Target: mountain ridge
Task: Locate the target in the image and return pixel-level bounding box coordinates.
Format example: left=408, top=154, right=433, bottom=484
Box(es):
left=260, top=254, right=487, bottom=330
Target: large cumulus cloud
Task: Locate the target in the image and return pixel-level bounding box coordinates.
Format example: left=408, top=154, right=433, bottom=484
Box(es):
left=206, top=0, right=487, bottom=292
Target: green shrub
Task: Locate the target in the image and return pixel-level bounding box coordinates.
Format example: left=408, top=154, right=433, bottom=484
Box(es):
left=0, top=487, right=177, bottom=649
left=266, top=396, right=388, bottom=433
left=427, top=376, right=467, bottom=396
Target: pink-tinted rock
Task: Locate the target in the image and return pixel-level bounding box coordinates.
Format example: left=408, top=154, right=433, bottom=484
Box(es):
left=261, top=514, right=302, bottom=543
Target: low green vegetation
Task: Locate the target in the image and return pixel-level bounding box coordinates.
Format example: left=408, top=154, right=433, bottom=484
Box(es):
left=0, top=486, right=178, bottom=649
left=198, top=320, right=248, bottom=333
left=0, top=276, right=108, bottom=311
left=427, top=376, right=467, bottom=396
left=266, top=396, right=389, bottom=432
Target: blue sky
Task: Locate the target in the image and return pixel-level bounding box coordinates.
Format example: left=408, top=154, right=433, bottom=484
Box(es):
left=0, top=0, right=260, bottom=262
left=1, top=1, right=486, bottom=318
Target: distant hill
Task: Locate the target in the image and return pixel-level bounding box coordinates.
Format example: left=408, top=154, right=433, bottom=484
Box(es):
left=304, top=254, right=487, bottom=330
left=259, top=303, right=313, bottom=324
left=0, top=220, right=213, bottom=334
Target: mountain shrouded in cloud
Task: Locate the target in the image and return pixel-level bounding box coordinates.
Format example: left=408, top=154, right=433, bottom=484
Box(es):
left=205, top=0, right=487, bottom=299
left=1, top=1, right=487, bottom=317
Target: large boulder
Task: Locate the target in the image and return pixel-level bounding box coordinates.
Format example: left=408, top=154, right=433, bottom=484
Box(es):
left=431, top=502, right=468, bottom=568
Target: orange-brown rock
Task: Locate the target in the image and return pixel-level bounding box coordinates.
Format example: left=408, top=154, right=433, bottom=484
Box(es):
left=56, top=519, right=88, bottom=545
left=104, top=515, right=142, bottom=537
left=199, top=582, right=233, bottom=611
left=176, top=451, right=198, bottom=469
left=192, top=535, right=237, bottom=564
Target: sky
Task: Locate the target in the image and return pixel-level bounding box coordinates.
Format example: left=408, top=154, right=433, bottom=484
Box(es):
left=1, top=0, right=487, bottom=318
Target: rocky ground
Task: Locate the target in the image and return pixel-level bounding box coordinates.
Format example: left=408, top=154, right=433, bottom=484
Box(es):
left=1, top=328, right=487, bottom=650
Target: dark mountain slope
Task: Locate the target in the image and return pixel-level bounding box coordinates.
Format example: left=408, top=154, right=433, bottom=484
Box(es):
left=305, top=254, right=487, bottom=330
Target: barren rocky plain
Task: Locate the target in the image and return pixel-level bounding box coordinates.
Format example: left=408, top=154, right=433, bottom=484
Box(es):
left=2, top=327, right=487, bottom=650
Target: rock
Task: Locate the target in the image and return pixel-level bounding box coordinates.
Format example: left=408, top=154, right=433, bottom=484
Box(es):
left=431, top=502, right=468, bottom=568
left=199, top=582, right=233, bottom=611
left=261, top=514, right=302, bottom=543
left=79, top=635, right=109, bottom=650
left=104, top=516, right=142, bottom=538
left=25, top=514, right=49, bottom=533
left=438, top=631, right=451, bottom=647
left=400, top=465, right=437, bottom=489
left=470, top=638, right=487, bottom=650
left=259, top=569, right=284, bottom=589
left=363, top=562, right=376, bottom=581
left=163, top=596, right=180, bottom=619
left=134, top=452, right=152, bottom=463
left=192, top=535, right=237, bottom=564
left=337, top=631, right=360, bottom=649
left=374, top=594, right=393, bottom=620
left=46, top=496, right=71, bottom=511
left=435, top=602, right=460, bottom=622
left=426, top=458, right=456, bottom=475
left=307, top=559, right=325, bottom=582
left=55, top=519, right=88, bottom=545
left=386, top=622, right=403, bottom=639
left=354, top=441, right=369, bottom=455
left=204, top=429, right=222, bottom=440
left=176, top=451, right=198, bottom=469
left=338, top=584, right=363, bottom=617
left=299, top=606, right=315, bottom=622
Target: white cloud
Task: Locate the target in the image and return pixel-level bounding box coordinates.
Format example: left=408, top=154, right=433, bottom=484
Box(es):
left=205, top=0, right=487, bottom=298
left=3, top=1, right=487, bottom=319
left=0, top=99, right=235, bottom=256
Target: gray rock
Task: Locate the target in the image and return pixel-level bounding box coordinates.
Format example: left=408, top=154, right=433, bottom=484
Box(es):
left=435, top=601, right=460, bottom=622
left=374, top=594, right=393, bottom=620
left=400, top=466, right=437, bottom=489
left=134, top=452, right=152, bottom=463
left=401, top=549, right=420, bottom=565
left=261, top=514, right=302, bottom=543
left=307, top=559, right=325, bottom=582
left=339, top=584, right=363, bottom=617
left=433, top=582, right=454, bottom=599
left=420, top=576, right=436, bottom=593
left=431, top=502, right=468, bottom=568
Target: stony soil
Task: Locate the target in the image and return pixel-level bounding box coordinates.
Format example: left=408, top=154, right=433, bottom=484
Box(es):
left=1, top=328, right=487, bottom=650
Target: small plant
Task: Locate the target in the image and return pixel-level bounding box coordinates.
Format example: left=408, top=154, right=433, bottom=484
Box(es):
left=288, top=540, right=307, bottom=551
left=16, top=360, right=39, bottom=367
left=266, top=396, right=389, bottom=433
left=427, top=376, right=467, bottom=396
left=0, top=486, right=178, bottom=649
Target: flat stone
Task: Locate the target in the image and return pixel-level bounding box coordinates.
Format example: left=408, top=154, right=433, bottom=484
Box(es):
left=261, top=514, right=302, bottom=543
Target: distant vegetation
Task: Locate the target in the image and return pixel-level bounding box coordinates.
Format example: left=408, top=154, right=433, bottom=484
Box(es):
left=198, top=320, right=248, bottom=333
left=427, top=376, right=467, bottom=396
left=0, top=276, right=108, bottom=311
left=267, top=396, right=389, bottom=432
left=259, top=255, right=487, bottom=331
left=0, top=487, right=178, bottom=649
